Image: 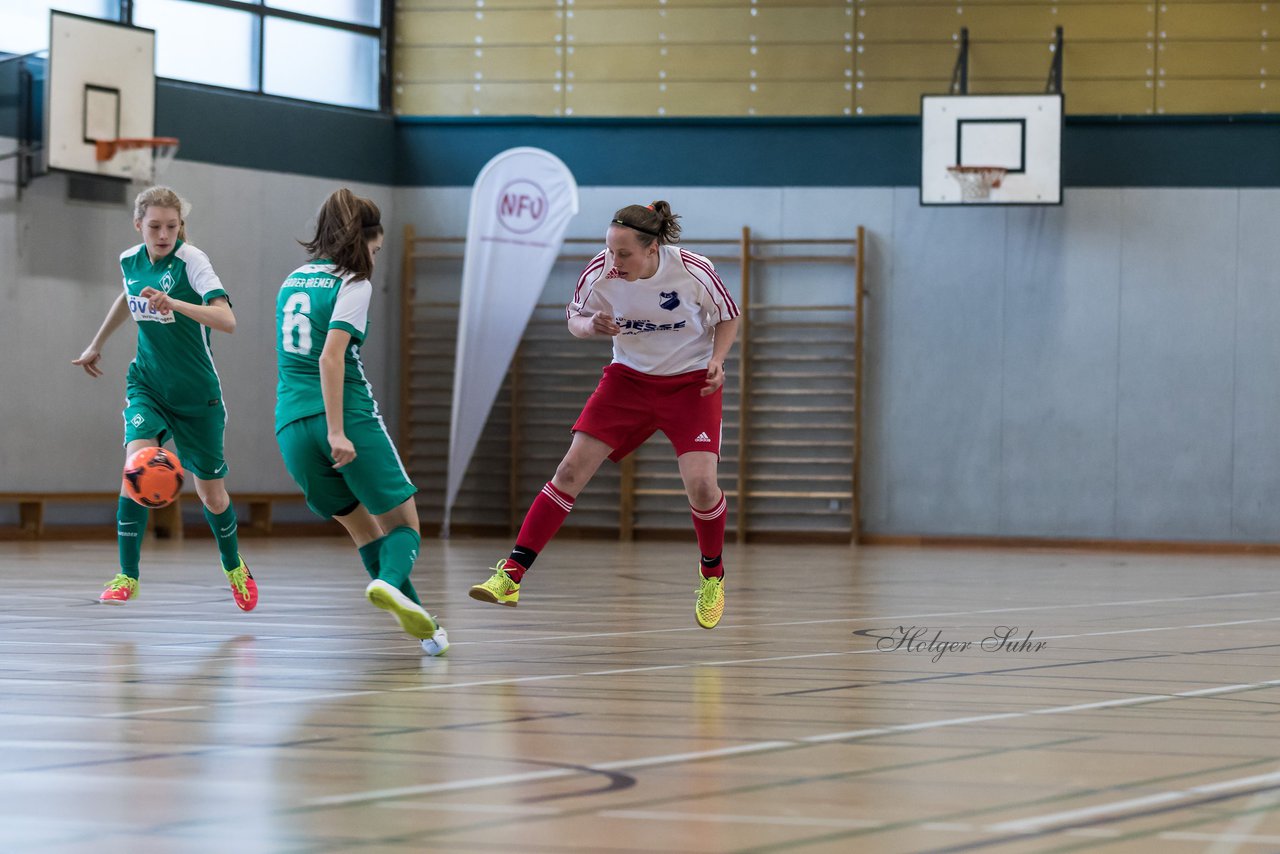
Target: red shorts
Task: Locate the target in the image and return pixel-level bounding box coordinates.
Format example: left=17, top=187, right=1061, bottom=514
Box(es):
left=573, top=362, right=722, bottom=462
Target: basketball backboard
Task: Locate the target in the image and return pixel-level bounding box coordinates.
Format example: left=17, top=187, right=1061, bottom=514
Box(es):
left=921, top=94, right=1063, bottom=205
left=45, top=11, right=156, bottom=182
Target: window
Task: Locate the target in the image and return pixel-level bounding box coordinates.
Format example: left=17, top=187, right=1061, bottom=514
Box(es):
left=263, top=18, right=379, bottom=110
left=127, top=0, right=385, bottom=110
left=0, top=2, right=386, bottom=109
left=132, top=0, right=259, bottom=91
left=266, top=0, right=379, bottom=29
left=1, top=1, right=117, bottom=55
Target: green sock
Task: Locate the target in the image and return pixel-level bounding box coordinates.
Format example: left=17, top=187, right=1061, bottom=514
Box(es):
left=357, top=539, right=382, bottom=581
left=359, top=537, right=422, bottom=604
left=202, top=503, right=241, bottom=571
left=377, top=526, right=420, bottom=591
left=117, top=496, right=148, bottom=580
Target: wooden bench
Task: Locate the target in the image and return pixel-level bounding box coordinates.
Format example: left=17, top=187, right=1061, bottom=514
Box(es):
left=0, top=492, right=332, bottom=539
left=0, top=492, right=182, bottom=540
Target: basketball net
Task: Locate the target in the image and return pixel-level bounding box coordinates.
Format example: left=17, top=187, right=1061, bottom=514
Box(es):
left=946, top=165, right=1007, bottom=202
left=94, top=137, right=180, bottom=184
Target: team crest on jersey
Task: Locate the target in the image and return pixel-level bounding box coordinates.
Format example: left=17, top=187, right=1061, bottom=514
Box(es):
left=159, top=271, right=177, bottom=293
left=659, top=290, right=680, bottom=310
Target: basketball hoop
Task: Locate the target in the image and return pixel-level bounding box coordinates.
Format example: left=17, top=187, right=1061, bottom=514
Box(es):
left=94, top=137, right=180, bottom=183
left=946, top=165, right=1006, bottom=201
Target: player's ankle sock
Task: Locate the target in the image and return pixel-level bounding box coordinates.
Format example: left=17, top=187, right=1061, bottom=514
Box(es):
left=117, top=497, right=148, bottom=580
left=503, top=546, right=538, bottom=583
left=700, top=554, right=724, bottom=579
left=377, top=526, right=420, bottom=590
left=691, top=493, right=727, bottom=576
left=360, top=536, right=422, bottom=604
left=202, top=504, right=241, bottom=571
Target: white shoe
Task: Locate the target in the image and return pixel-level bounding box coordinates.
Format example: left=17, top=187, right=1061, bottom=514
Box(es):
left=421, top=625, right=449, bottom=657
left=365, top=579, right=438, bottom=640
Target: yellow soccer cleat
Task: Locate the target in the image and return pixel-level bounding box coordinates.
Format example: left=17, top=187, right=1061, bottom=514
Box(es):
left=469, top=562, right=520, bottom=607
left=695, top=574, right=725, bottom=629
left=365, top=579, right=440, bottom=640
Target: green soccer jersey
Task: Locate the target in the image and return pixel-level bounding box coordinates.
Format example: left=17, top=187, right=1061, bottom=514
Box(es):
left=275, top=260, right=378, bottom=433
left=120, top=239, right=228, bottom=411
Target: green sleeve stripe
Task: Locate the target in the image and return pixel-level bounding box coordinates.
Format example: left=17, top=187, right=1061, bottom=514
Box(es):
left=203, top=289, right=229, bottom=305
left=330, top=320, right=365, bottom=341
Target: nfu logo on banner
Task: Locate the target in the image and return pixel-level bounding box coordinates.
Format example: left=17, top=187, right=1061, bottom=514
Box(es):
left=497, top=180, right=548, bottom=234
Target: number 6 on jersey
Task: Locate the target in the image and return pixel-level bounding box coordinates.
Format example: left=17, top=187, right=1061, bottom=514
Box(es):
left=282, top=292, right=312, bottom=355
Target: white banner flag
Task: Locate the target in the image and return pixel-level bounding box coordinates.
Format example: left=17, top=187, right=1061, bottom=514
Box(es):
left=445, top=148, right=579, bottom=534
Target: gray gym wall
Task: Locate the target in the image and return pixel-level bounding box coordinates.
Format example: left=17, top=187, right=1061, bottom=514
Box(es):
left=7, top=133, right=1280, bottom=541
left=399, top=185, right=1280, bottom=543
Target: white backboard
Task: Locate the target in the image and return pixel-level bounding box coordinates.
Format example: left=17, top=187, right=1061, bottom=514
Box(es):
left=921, top=94, right=1063, bottom=205
left=46, top=12, right=155, bottom=181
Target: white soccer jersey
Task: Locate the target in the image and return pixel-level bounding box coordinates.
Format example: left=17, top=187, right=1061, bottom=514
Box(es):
left=568, top=244, right=740, bottom=376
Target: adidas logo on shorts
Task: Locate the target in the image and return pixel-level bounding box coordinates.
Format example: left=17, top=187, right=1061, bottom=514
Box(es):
left=695, top=432, right=711, bottom=443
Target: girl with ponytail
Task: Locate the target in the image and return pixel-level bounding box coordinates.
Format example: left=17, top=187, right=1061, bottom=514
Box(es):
left=274, top=188, right=448, bottom=656
left=73, top=185, right=256, bottom=610
left=469, top=200, right=741, bottom=631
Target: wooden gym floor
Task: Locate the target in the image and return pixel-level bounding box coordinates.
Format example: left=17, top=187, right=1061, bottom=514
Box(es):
left=4, top=537, right=1280, bottom=853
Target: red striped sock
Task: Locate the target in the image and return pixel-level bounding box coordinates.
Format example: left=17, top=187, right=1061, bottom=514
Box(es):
left=691, top=493, right=727, bottom=578
left=508, top=482, right=575, bottom=581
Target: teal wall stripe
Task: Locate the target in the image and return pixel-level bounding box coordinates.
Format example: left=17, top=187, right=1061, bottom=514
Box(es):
left=155, top=81, right=396, bottom=185
left=394, top=115, right=1280, bottom=188
left=9, top=79, right=1275, bottom=189
left=1064, top=115, right=1280, bottom=187
left=393, top=116, right=920, bottom=187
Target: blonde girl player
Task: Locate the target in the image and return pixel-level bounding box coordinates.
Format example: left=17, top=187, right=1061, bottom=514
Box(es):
left=275, top=189, right=447, bottom=656
left=470, top=201, right=740, bottom=629
left=73, top=186, right=256, bottom=609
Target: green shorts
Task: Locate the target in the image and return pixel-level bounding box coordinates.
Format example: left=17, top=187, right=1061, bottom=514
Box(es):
left=276, top=410, right=417, bottom=519
left=122, top=387, right=227, bottom=480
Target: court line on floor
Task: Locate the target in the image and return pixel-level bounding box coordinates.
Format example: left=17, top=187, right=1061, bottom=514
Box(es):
left=1164, top=831, right=1280, bottom=845
left=303, top=675, right=1280, bottom=808
left=563, top=809, right=1280, bottom=847
left=594, top=811, right=1126, bottom=840
left=97, top=613, right=1280, bottom=718
left=597, top=809, right=883, bottom=830
left=1200, top=775, right=1280, bottom=854
left=986, top=769, right=1280, bottom=835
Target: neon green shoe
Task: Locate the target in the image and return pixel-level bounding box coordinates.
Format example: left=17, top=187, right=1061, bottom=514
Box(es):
left=99, top=573, right=138, bottom=604
left=695, top=574, right=725, bottom=629
left=469, top=562, right=520, bottom=607
left=365, top=579, right=439, bottom=640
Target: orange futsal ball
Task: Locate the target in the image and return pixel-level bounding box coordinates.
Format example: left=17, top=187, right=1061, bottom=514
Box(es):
left=122, top=447, right=185, bottom=508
